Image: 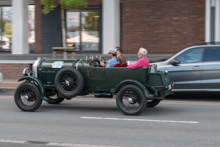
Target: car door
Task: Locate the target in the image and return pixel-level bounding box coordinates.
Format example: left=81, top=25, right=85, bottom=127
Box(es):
left=164, top=47, right=205, bottom=91
left=201, top=47, right=220, bottom=90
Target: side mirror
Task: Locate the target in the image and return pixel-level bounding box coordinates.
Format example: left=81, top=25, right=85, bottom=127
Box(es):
left=170, top=59, right=180, bottom=66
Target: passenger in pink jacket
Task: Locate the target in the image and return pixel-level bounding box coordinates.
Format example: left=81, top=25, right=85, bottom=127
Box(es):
left=128, top=47, right=149, bottom=69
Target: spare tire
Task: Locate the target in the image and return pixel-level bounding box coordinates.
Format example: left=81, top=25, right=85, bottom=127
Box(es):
left=55, top=68, right=84, bottom=99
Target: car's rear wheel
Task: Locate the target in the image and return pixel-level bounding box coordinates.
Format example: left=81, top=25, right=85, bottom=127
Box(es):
left=146, top=99, right=161, bottom=107
left=55, top=68, right=84, bottom=99
left=14, top=83, right=42, bottom=111
left=47, top=93, right=65, bottom=104
left=116, top=84, right=147, bottom=115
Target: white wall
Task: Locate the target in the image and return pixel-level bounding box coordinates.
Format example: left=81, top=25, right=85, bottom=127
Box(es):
left=12, top=0, right=29, bottom=54
left=205, top=0, right=211, bottom=42
left=205, top=0, right=220, bottom=42
left=102, top=0, right=120, bottom=54
left=215, top=0, right=220, bottom=42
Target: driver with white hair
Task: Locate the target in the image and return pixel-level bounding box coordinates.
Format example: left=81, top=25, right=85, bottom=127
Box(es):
left=128, top=47, right=149, bottom=69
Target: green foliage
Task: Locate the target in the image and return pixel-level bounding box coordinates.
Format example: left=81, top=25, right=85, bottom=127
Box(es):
left=40, top=0, right=88, bottom=14
left=84, top=12, right=99, bottom=31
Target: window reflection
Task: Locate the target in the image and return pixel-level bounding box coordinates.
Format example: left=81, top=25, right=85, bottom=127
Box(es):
left=1, top=7, right=12, bottom=50
left=66, top=12, right=80, bottom=51
left=28, top=5, right=35, bottom=51
left=176, top=48, right=205, bottom=63
left=0, top=5, right=35, bottom=52
left=66, top=10, right=100, bottom=52
left=81, top=11, right=99, bottom=51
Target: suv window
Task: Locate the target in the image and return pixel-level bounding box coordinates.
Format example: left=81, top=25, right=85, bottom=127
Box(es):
left=175, top=47, right=205, bottom=63
left=203, top=47, right=220, bottom=62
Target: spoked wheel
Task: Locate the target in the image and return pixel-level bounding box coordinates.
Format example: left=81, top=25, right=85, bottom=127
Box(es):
left=61, top=73, right=78, bottom=91
left=146, top=99, right=161, bottom=107
left=55, top=68, right=84, bottom=99
left=116, top=84, right=147, bottom=115
left=47, top=93, right=64, bottom=104
left=14, top=83, right=42, bottom=111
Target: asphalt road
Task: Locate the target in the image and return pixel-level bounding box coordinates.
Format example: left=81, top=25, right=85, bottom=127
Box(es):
left=0, top=89, right=220, bottom=147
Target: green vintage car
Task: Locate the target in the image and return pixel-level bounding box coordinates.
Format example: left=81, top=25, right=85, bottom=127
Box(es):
left=14, top=56, right=173, bottom=115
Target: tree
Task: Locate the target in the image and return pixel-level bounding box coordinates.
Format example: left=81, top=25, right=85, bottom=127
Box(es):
left=40, top=0, right=87, bottom=14
left=40, top=0, right=88, bottom=47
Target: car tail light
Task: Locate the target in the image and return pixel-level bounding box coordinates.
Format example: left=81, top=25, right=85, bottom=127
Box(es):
left=172, top=83, right=175, bottom=87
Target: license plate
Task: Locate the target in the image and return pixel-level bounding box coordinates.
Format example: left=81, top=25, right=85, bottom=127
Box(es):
left=168, top=84, right=172, bottom=89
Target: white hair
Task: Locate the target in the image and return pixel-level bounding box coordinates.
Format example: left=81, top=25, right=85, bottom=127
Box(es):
left=139, top=47, right=148, bottom=56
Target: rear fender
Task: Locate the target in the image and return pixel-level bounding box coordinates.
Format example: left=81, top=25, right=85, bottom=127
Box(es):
left=18, top=76, right=48, bottom=101
left=114, top=79, right=154, bottom=98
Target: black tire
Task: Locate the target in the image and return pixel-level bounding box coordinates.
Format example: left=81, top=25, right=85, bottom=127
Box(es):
left=47, top=93, right=65, bottom=104
left=116, top=84, right=147, bottom=115
left=14, top=82, right=42, bottom=111
left=147, top=99, right=161, bottom=107
left=55, top=68, right=84, bottom=99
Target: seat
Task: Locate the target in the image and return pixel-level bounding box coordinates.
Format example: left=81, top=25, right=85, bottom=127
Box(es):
left=121, top=62, right=127, bottom=67
left=113, top=63, right=121, bottom=67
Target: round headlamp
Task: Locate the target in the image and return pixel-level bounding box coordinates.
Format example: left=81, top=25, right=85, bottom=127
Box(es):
left=23, top=68, right=32, bottom=76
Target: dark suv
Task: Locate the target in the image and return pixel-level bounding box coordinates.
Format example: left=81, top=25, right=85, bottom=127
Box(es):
left=153, top=43, right=220, bottom=93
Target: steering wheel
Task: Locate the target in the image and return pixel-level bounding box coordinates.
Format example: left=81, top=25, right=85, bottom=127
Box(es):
left=90, top=61, right=100, bottom=67
left=99, top=56, right=107, bottom=64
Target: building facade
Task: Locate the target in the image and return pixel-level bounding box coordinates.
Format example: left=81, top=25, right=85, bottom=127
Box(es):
left=0, top=0, right=219, bottom=54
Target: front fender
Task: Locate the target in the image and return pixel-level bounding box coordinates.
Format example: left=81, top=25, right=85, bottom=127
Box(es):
left=18, top=76, right=48, bottom=101
left=114, top=79, right=154, bottom=98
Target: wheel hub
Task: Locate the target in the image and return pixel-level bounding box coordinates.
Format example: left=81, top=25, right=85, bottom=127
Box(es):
left=127, top=94, right=138, bottom=104
left=24, top=94, right=29, bottom=100
left=24, top=93, right=35, bottom=102
left=65, top=77, right=74, bottom=87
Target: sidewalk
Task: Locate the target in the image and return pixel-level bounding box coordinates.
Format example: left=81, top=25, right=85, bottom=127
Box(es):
left=0, top=80, right=20, bottom=90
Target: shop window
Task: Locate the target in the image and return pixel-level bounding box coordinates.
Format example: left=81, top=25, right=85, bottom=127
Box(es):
left=66, top=9, right=100, bottom=52
left=0, top=5, right=35, bottom=52
left=0, top=7, right=12, bottom=51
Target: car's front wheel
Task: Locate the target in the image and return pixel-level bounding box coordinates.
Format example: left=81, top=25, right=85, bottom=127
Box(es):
left=14, top=82, right=42, bottom=111
left=116, top=84, right=147, bottom=115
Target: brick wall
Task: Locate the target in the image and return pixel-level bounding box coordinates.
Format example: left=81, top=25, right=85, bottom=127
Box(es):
left=120, top=0, right=205, bottom=53
left=1, top=64, right=32, bottom=80
left=35, top=0, right=42, bottom=53
left=34, top=0, right=205, bottom=54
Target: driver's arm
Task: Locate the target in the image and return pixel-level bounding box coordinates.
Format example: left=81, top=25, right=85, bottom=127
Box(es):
left=100, top=62, right=106, bottom=67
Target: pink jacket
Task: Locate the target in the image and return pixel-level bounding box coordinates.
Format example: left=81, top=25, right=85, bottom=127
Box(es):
left=128, top=57, right=149, bottom=69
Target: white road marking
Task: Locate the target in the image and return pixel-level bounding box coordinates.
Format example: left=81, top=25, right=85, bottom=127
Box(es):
left=0, top=139, right=121, bottom=147
left=0, top=139, right=25, bottom=144
left=81, top=117, right=199, bottom=124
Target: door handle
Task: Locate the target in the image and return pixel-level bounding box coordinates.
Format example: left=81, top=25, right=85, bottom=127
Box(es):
left=192, top=65, right=200, bottom=69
